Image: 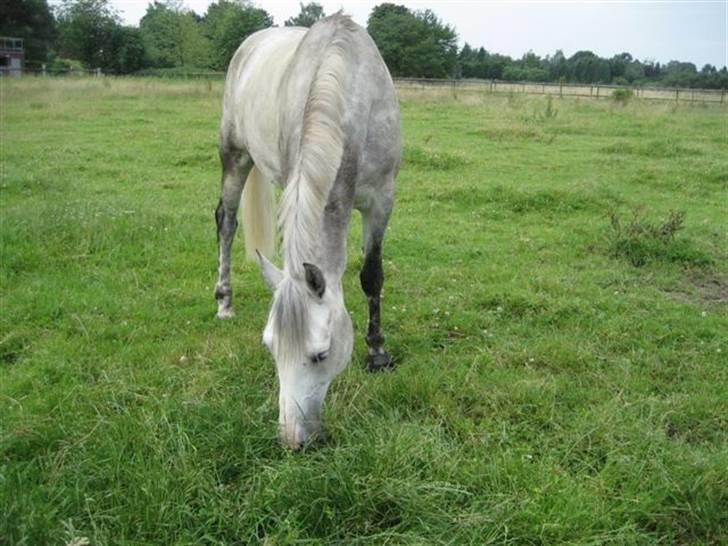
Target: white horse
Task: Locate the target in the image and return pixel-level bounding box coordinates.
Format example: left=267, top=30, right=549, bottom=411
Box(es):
left=213, top=15, right=400, bottom=449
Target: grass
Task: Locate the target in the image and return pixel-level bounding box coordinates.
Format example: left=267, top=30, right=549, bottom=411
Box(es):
left=1, top=77, right=727, bottom=545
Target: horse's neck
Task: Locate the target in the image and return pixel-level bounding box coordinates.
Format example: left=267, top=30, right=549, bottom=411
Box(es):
left=280, top=202, right=351, bottom=285
left=278, top=18, right=354, bottom=280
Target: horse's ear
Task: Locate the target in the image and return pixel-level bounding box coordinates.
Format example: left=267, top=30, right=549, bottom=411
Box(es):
left=303, top=263, right=326, bottom=298
left=257, top=250, right=283, bottom=292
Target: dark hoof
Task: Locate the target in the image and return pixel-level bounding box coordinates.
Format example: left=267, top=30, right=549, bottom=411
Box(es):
left=366, top=352, right=394, bottom=372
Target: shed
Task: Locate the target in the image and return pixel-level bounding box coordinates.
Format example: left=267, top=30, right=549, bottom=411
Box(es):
left=0, top=37, right=25, bottom=76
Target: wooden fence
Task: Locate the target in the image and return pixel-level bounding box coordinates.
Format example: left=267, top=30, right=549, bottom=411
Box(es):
left=394, top=78, right=726, bottom=104
left=10, top=67, right=726, bottom=104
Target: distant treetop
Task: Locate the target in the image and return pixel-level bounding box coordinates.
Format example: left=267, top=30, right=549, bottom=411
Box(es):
left=285, top=2, right=326, bottom=28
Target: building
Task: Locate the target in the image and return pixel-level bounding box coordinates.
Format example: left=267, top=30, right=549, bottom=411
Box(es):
left=0, top=37, right=25, bottom=76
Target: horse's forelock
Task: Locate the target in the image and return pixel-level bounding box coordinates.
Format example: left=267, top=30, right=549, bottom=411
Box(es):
left=271, top=277, right=309, bottom=363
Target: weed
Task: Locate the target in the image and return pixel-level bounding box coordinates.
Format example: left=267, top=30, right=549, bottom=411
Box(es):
left=612, top=87, right=635, bottom=105
left=606, top=207, right=710, bottom=266
left=542, top=95, right=558, bottom=119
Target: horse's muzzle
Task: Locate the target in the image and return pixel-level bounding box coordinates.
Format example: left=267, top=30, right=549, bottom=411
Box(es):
left=279, top=422, right=327, bottom=450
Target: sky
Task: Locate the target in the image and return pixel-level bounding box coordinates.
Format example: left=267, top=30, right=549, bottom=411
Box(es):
left=106, top=0, right=727, bottom=68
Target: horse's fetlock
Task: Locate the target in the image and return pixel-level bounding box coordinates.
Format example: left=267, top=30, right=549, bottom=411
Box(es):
left=366, top=331, right=385, bottom=350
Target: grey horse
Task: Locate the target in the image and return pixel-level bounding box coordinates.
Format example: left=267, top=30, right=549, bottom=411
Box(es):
left=213, top=14, right=400, bottom=448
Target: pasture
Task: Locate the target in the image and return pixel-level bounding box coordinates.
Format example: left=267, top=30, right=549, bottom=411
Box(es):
left=1, top=78, right=726, bottom=544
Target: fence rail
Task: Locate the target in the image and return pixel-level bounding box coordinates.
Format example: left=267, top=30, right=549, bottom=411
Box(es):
left=8, top=67, right=726, bottom=104
left=394, top=77, right=726, bottom=104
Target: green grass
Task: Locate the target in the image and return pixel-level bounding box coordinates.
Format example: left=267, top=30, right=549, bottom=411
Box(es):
left=1, top=77, right=727, bottom=545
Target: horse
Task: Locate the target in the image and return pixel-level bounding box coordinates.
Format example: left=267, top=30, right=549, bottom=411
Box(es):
left=213, top=14, right=400, bottom=449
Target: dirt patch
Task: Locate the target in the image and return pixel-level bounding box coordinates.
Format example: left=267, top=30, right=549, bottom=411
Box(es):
left=666, top=269, right=728, bottom=305
left=689, top=270, right=728, bottom=304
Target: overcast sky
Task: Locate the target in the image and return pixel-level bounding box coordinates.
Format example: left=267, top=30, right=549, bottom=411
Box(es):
left=106, top=0, right=727, bottom=68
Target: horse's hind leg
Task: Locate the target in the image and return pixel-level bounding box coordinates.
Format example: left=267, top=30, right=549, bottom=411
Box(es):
left=214, top=147, right=252, bottom=318
left=360, top=188, right=394, bottom=372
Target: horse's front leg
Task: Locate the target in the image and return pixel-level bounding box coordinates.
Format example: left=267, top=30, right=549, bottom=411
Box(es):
left=214, top=148, right=252, bottom=318
left=360, top=201, right=394, bottom=372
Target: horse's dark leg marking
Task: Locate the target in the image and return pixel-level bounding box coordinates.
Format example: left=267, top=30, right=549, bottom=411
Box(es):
left=214, top=147, right=251, bottom=318
left=360, top=213, right=393, bottom=372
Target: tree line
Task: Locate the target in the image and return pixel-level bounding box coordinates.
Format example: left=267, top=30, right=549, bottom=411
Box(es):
left=3, top=0, right=726, bottom=89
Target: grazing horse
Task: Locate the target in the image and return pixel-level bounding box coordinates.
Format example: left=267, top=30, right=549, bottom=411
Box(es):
left=213, top=15, right=400, bottom=448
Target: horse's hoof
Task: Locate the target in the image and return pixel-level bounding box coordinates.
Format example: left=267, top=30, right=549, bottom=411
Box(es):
left=366, top=352, right=394, bottom=372
left=216, top=307, right=235, bottom=319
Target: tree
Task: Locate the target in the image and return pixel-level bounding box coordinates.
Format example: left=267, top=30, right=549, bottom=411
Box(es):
left=110, top=26, right=146, bottom=73
left=457, top=42, right=475, bottom=78
left=203, top=0, right=273, bottom=70
left=643, top=60, right=661, bottom=80
left=662, top=60, right=699, bottom=87
left=140, top=1, right=210, bottom=67
left=623, top=60, right=644, bottom=84
left=285, top=2, right=325, bottom=27
left=54, top=0, right=149, bottom=73
left=0, top=0, right=56, bottom=63
left=547, top=49, right=568, bottom=81
left=609, top=52, right=631, bottom=80
left=367, top=3, right=457, bottom=78
left=568, top=50, right=611, bottom=83
left=55, top=0, right=121, bottom=69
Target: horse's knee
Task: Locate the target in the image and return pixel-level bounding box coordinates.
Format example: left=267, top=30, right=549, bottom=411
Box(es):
left=215, top=198, right=238, bottom=240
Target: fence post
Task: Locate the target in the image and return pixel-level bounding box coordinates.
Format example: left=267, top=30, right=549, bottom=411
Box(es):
left=596, top=85, right=600, bottom=99
left=42, top=64, right=46, bottom=77
left=559, top=79, right=563, bottom=98
left=95, top=67, right=101, bottom=77
left=722, top=89, right=725, bottom=105
left=675, top=88, right=679, bottom=103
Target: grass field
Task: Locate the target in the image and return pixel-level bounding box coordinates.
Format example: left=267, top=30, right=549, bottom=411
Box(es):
left=1, top=78, right=727, bottom=545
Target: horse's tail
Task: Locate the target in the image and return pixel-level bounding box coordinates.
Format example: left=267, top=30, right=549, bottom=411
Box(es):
left=241, top=165, right=275, bottom=260
left=279, top=16, right=355, bottom=272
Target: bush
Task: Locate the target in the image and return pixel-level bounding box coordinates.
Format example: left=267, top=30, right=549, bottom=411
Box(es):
left=612, top=87, right=635, bottom=105
left=47, top=57, right=85, bottom=74
left=606, top=208, right=710, bottom=267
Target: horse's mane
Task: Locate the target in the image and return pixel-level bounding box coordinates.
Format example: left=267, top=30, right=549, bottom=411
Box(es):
left=278, top=15, right=357, bottom=278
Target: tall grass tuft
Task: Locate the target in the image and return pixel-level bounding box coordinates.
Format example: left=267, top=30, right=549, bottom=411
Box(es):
left=612, top=87, right=635, bottom=105
left=542, top=94, right=558, bottom=119
left=607, top=207, right=710, bottom=266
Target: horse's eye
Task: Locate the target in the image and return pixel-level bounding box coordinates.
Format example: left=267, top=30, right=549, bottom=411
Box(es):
left=311, top=351, right=329, bottom=364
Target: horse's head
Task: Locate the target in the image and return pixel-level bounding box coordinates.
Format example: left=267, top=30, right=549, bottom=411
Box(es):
left=258, top=252, right=353, bottom=449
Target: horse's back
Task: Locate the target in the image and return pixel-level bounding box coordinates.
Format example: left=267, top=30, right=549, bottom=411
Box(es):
left=282, top=16, right=400, bottom=195
left=221, top=16, right=400, bottom=192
